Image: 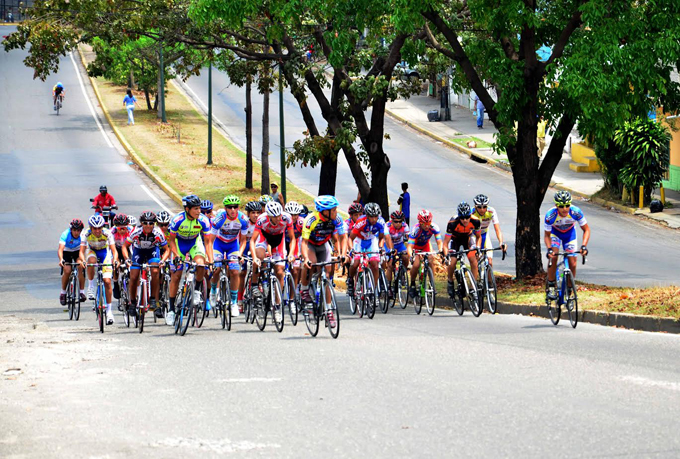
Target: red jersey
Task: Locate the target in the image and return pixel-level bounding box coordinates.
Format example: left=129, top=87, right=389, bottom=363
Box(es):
left=92, top=193, right=117, bottom=212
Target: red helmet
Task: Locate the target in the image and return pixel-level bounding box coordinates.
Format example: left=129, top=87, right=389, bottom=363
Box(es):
left=70, top=218, right=84, bottom=230
left=417, top=209, right=433, bottom=224
left=348, top=202, right=364, bottom=214
left=390, top=210, right=404, bottom=222
left=112, top=214, right=129, bottom=226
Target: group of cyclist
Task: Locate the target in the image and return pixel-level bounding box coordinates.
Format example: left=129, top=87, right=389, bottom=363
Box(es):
left=58, top=184, right=590, bottom=327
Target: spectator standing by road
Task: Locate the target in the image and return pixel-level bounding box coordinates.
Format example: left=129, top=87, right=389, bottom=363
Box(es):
left=270, top=183, right=285, bottom=206
left=474, top=93, right=485, bottom=129
left=537, top=117, right=547, bottom=158
left=123, top=89, right=140, bottom=126
left=397, top=182, right=411, bottom=226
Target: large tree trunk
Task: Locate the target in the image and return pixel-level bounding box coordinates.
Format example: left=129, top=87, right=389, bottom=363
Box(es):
left=144, top=88, right=152, bottom=110
left=261, top=87, right=270, bottom=194
left=245, top=78, right=253, bottom=189
left=318, top=156, right=338, bottom=195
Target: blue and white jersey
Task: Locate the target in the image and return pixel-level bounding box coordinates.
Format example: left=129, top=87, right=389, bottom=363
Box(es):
left=544, top=205, right=586, bottom=233
left=210, top=210, right=249, bottom=244
left=59, top=228, right=82, bottom=252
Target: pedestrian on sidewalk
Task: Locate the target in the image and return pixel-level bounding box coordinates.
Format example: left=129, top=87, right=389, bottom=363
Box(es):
left=537, top=117, right=547, bottom=158
left=123, top=89, right=140, bottom=126
left=270, top=183, right=285, bottom=206
left=474, top=93, right=485, bottom=129
left=397, top=183, right=411, bottom=226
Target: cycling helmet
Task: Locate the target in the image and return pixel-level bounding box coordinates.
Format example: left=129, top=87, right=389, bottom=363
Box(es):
left=314, top=195, right=339, bottom=211
left=223, top=195, right=241, bottom=206
left=417, top=209, right=433, bottom=224
left=183, top=194, right=201, bottom=208
left=265, top=201, right=283, bottom=217
left=70, top=218, right=84, bottom=230
left=140, top=211, right=157, bottom=223
left=457, top=201, right=472, bottom=218
left=129, top=216, right=138, bottom=227
left=364, top=202, right=381, bottom=217
left=245, top=201, right=262, bottom=212
left=473, top=194, right=489, bottom=207
left=300, top=204, right=310, bottom=218
left=348, top=202, right=364, bottom=215
left=259, top=195, right=274, bottom=204
left=200, top=200, right=213, bottom=212
left=156, top=211, right=171, bottom=224
left=88, top=214, right=105, bottom=228
left=112, top=214, right=129, bottom=226
left=99, top=185, right=107, bottom=193
left=56, top=82, right=64, bottom=88
left=554, top=190, right=572, bottom=206
left=390, top=210, right=405, bottom=222
left=284, top=201, right=303, bottom=215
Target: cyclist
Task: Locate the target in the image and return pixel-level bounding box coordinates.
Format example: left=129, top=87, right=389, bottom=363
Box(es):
left=259, top=194, right=274, bottom=206
left=156, top=211, right=172, bottom=238
left=123, top=211, right=169, bottom=314
left=385, top=210, right=410, bottom=297
left=407, top=209, right=443, bottom=299
left=80, top=215, right=118, bottom=325
left=58, top=218, right=86, bottom=305
left=237, top=201, right=263, bottom=310
left=166, top=195, right=213, bottom=322
left=53, top=82, right=65, bottom=111
left=299, top=196, right=347, bottom=305
left=347, top=202, right=386, bottom=297
left=110, top=214, right=132, bottom=299
left=284, top=201, right=305, bottom=288
left=443, top=202, right=482, bottom=297
left=343, top=202, right=364, bottom=253
left=201, top=200, right=215, bottom=219
left=472, top=194, right=506, bottom=266
left=129, top=216, right=139, bottom=228
left=544, top=191, right=590, bottom=300
left=209, top=195, right=248, bottom=317
left=249, top=202, right=296, bottom=312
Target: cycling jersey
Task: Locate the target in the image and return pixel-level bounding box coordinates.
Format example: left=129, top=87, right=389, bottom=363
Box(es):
left=81, top=228, right=115, bottom=251
left=59, top=228, right=82, bottom=252
left=254, top=212, right=294, bottom=237
left=53, top=85, right=64, bottom=96
left=407, top=223, right=442, bottom=248
left=110, top=225, right=132, bottom=248
left=445, top=215, right=481, bottom=238
left=92, top=193, right=116, bottom=212
left=127, top=226, right=167, bottom=250
left=210, top=210, right=249, bottom=243
left=472, top=207, right=500, bottom=234
left=386, top=221, right=410, bottom=246
left=301, top=211, right=345, bottom=246
left=544, top=206, right=586, bottom=233
left=343, top=217, right=360, bottom=235
left=169, top=212, right=211, bottom=240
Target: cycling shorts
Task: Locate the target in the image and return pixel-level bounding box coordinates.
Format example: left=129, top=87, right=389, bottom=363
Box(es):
left=308, top=241, right=331, bottom=264
left=353, top=238, right=380, bottom=262
left=412, top=242, right=432, bottom=254
left=130, top=248, right=160, bottom=269
left=175, top=237, right=206, bottom=262
left=255, top=233, right=286, bottom=261
left=63, top=251, right=79, bottom=264
left=387, top=242, right=407, bottom=254
left=551, top=228, right=577, bottom=253
left=480, top=232, right=494, bottom=259
left=213, top=239, right=241, bottom=271
left=86, top=248, right=113, bottom=279
left=449, top=234, right=476, bottom=252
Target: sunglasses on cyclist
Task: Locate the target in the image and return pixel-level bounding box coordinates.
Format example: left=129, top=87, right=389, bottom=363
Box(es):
left=476, top=205, right=487, bottom=209
left=158, top=224, right=168, bottom=228
left=142, top=222, right=154, bottom=226
left=225, top=205, right=238, bottom=210
left=557, top=204, right=571, bottom=209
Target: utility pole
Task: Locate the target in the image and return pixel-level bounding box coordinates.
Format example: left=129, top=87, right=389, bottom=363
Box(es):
left=207, top=61, right=213, bottom=165
left=279, top=62, right=286, bottom=201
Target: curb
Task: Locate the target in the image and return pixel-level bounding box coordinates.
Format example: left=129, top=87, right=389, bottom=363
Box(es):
left=76, top=46, right=184, bottom=207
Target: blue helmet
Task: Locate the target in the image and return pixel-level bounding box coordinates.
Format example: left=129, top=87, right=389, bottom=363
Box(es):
left=314, top=195, right=339, bottom=211
left=200, top=200, right=213, bottom=212
left=56, top=82, right=63, bottom=88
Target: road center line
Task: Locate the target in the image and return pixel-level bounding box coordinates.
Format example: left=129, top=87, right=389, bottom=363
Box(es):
left=218, top=378, right=282, bottom=383
left=69, top=52, right=114, bottom=148
left=140, top=184, right=171, bottom=213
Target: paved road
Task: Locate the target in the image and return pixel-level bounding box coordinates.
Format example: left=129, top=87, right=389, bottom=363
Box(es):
left=182, top=70, right=680, bottom=287
left=2, top=29, right=680, bottom=458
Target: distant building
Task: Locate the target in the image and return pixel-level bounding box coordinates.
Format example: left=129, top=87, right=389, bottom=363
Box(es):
left=1, top=0, right=34, bottom=22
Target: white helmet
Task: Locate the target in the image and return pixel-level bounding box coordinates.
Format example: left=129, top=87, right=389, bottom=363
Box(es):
left=265, top=201, right=283, bottom=217
left=88, top=214, right=105, bottom=228
left=284, top=201, right=303, bottom=215
left=128, top=216, right=139, bottom=227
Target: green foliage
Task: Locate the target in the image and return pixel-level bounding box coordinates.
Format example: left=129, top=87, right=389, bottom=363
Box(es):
left=613, top=118, right=671, bottom=202
left=594, top=139, right=625, bottom=193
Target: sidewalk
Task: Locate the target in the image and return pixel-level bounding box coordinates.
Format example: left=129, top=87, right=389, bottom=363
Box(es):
left=385, top=93, right=680, bottom=228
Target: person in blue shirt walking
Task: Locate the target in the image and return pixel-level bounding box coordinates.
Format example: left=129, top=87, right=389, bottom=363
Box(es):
left=397, top=182, right=411, bottom=226
left=474, top=93, right=485, bottom=129
left=123, top=89, right=140, bottom=125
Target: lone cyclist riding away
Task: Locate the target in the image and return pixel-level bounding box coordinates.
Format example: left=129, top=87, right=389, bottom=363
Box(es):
left=53, top=82, right=65, bottom=111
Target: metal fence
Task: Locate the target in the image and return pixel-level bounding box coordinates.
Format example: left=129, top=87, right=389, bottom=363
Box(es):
left=1, top=0, right=33, bottom=22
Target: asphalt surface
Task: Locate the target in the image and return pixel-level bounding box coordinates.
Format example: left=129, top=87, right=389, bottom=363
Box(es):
left=181, top=69, right=680, bottom=287
left=2, top=28, right=680, bottom=458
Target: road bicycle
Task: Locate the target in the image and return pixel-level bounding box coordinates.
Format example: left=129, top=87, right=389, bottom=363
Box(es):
left=447, top=249, right=481, bottom=317
left=282, top=259, right=300, bottom=326
left=303, top=258, right=342, bottom=338
left=55, top=94, right=63, bottom=115
left=546, top=250, right=586, bottom=328
left=410, top=251, right=438, bottom=316
left=191, top=277, right=208, bottom=329
left=477, top=247, right=506, bottom=314
left=377, top=259, right=390, bottom=314
left=173, top=258, right=205, bottom=336
left=117, top=265, right=136, bottom=328
left=157, top=263, right=171, bottom=324
left=252, top=258, right=284, bottom=332
left=87, top=262, right=114, bottom=333
left=131, top=262, right=160, bottom=334
left=387, top=250, right=409, bottom=309
left=62, top=262, right=81, bottom=321
left=211, top=260, right=233, bottom=331
left=241, top=256, right=256, bottom=325
left=351, top=251, right=380, bottom=319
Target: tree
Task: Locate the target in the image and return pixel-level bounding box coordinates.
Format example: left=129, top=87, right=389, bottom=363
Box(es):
left=413, top=0, right=680, bottom=278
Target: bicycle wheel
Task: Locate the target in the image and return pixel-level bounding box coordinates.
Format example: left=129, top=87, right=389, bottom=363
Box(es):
left=546, top=277, right=561, bottom=325
left=485, top=268, right=498, bottom=314
left=364, top=270, right=376, bottom=319
left=193, top=281, right=206, bottom=328
left=413, top=272, right=423, bottom=315
left=464, top=268, right=481, bottom=317
left=67, top=275, right=76, bottom=320
left=286, top=274, right=298, bottom=326
left=348, top=276, right=358, bottom=316
left=304, top=283, right=320, bottom=337
left=425, top=267, right=436, bottom=316
left=565, top=271, right=578, bottom=328
left=73, top=274, right=81, bottom=321
left=378, top=269, right=389, bottom=314
left=96, top=284, right=105, bottom=333
left=323, top=279, right=340, bottom=339
left=138, top=283, right=146, bottom=334
left=397, top=265, right=409, bottom=309
left=271, top=278, right=284, bottom=333
left=180, top=283, right=194, bottom=336
left=255, top=285, right=267, bottom=331
left=219, top=277, right=229, bottom=330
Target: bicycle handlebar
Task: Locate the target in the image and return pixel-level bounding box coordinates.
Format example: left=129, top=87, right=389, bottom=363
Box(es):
left=311, top=257, right=343, bottom=267
left=547, top=250, right=587, bottom=268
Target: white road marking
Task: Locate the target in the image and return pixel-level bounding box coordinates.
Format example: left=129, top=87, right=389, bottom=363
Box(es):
left=140, top=184, right=171, bottom=213
left=69, top=52, right=114, bottom=148
left=620, top=375, right=680, bottom=392
left=154, top=437, right=279, bottom=453
left=218, top=377, right=282, bottom=383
